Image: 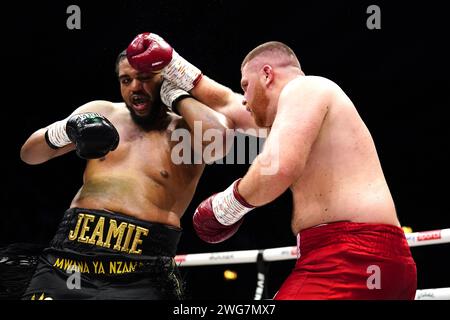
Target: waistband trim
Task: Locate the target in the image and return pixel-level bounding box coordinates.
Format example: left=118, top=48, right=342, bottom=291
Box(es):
left=296, top=221, right=409, bottom=258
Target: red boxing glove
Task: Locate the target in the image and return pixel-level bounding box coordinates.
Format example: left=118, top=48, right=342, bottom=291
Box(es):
left=193, top=194, right=244, bottom=244
left=193, top=179, right=255, bottom=244
left=127, top=32, right=202, bottom=91
left=126, top=32, right=173, bottom=73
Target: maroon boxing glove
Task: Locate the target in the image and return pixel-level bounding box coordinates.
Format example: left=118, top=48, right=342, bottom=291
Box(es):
left=126, top=32, right=173, bottom=73
left=127, top=32, right=202, bottom=91
left=193, top=179, right=256, bottom=243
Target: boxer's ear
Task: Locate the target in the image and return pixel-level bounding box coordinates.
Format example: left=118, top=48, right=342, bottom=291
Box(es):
left=262, top=65, right=274, bottom=86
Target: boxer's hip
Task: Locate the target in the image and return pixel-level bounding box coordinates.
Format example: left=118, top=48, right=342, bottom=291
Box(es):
left=297, top=221, right=412, bottom=259
left=22, top=208, right=184, bottom=300
left=276, top=221, right=417, bottom=299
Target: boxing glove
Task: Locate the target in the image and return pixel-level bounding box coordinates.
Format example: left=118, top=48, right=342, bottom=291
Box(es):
left=193, top=179, right=255, bottom=243
left=127, top=32, right=202, bottom=91
left=126, top=32, right=173, bottom=72
left=45, top=112, right=119, bottom=159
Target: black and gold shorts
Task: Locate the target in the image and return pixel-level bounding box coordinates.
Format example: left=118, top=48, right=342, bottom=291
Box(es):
left=21, top=208, right=183, bottom=300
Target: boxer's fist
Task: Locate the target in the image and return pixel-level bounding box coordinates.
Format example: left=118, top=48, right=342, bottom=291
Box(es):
left=126, top=32, right=173, bottom=73
left=127, top=32, right=202, bottom=91
left=66, top=113, right=119, bottom=159
left=193, top=194, right=245, bottom=244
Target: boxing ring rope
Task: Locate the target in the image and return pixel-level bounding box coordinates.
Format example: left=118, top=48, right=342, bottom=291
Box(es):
left=175, top=228, right=450, bottom=300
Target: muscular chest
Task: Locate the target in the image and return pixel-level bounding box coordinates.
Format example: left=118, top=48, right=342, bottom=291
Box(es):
left=101, top=120, right=201, bottom=185
left=120, top=124, right=172, bottom=162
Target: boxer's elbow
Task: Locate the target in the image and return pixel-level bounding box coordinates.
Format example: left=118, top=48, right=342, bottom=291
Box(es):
left=20, top=133, right=37, bottom=164
left=276, top=164, right=302, bottom=187
left=202, top=127, right=234, bottom=163
left=20, top=129, right=58, bottom=165
left=20, top=144, right=42, bottom=165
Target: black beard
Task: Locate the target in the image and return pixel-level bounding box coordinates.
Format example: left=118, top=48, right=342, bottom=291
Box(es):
left=126, top=100, right=169, bottom=131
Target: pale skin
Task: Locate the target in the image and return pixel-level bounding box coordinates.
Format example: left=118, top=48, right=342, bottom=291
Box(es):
left=190, top=53, right=400, bottom=234
left=20, top=58, right=231, bottom=228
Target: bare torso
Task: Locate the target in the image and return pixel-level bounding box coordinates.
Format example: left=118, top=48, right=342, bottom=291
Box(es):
left=290, top=76, right=399, bottom=234
left=70, top=102, right=204, bottom=227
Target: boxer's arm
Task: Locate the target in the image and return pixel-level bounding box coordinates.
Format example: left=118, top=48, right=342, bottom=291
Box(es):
left=20, top=128, right=75, bottom=165
left=175, top=97, right=234, bottom=163
left=238, top=78, right=330, bottom=206
left=190, top=76, right=261, bottom=134
left=20, top=100, right=115, bottom=165
left=126, top=33, right=260, bottom=134
left=192, top=78, right=330, bottom=243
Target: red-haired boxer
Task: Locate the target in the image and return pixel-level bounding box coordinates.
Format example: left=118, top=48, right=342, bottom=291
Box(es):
left=127, top=34, right=417, bottom=299
left=16, top=50, right=234, bottom=300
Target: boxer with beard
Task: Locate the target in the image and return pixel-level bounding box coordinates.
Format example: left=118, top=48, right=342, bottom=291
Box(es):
left=15, top=49, right=237, bottom=300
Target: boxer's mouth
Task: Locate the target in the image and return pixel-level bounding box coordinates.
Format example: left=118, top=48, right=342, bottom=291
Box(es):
left=131, top=94, right=151, bottom=111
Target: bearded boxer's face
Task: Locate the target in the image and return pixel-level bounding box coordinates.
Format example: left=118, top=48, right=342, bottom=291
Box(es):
left=118, top=58, right=163, bottom=125
left=241, top=63, right=272, bottom=127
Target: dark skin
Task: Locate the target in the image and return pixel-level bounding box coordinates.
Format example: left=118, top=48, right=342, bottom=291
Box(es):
left=20, top=58, right=232, bottom=227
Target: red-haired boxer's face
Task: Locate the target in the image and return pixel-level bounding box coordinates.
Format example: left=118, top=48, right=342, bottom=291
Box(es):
left=118, top=58, right=163, bottom=120
left=241, top=63, right=271, bottom=127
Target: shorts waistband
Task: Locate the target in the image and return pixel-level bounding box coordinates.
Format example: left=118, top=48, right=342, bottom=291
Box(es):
left=50, top=208, right=182, bottom=258
left=297, top=221, right=410, bottom=258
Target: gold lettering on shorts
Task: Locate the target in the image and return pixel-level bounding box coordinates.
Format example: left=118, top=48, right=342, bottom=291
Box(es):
left=66, top=212, right=149, bottom=255
left=54, top=258, right=64, bottom=269
left=108, top=261, right=138, bottom=274
left=103, top=219, right=127, bottom=250
left=87, top=217, right=105, bottom=246
left=121, top=224, right=136, bottom=253
left=92, top=260, right=106, bottom=274
left=31, top=293, right=52, bottom=300
left=53, top=257, right=140, bottom=275
left=98, top=262, right=105, bottom=274
left=68, top=213, right=84, bottom=240
left=109, top=261, right=116, bottom=274
left=78, top=214, right=95, bottom=243
left=53, top=258, right=89, bottom=273
left=129, top=226, right=149, bottom=254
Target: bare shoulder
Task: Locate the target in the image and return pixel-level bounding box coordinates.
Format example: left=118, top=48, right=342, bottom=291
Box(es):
left=278, top=76, right=337, bottom=113
left=281, top=75, right=338, bottom=98
left=71, top=100, right=122, bottom=118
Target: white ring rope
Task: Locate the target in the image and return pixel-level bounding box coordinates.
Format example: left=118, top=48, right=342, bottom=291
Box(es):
left=175, top=227, right=450, bottom=300
left=415, top=288, right=450, bottom=300
left=405, top=228, right=450, bottom=247
left=176, top=228, right=450, bottom=266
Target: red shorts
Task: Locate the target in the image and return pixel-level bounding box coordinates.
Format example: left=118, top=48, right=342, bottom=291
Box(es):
left=274, top=221, right=417, bottom=300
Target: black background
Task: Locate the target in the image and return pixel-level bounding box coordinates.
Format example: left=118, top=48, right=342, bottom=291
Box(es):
left=1, top=0, right=448, bottom=299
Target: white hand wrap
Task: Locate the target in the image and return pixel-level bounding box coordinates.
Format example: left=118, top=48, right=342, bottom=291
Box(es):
left=212, top=180, right=255, bottom=226
left=45, top=119, right=71, bottom=148
left=162, top=51, right=202, bottom=92
left=160, top=81, right=190, bottom=113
